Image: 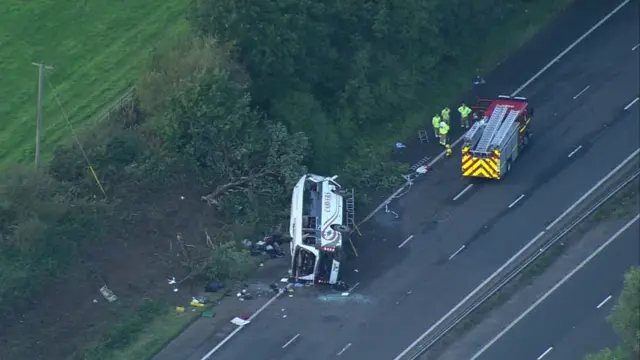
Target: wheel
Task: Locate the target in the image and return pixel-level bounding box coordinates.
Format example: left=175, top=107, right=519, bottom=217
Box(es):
left=331, top=224, right=351, bottom=233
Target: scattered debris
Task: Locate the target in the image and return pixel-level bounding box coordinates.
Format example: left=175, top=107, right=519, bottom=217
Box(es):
left=205, top=281, right=223, bottom=293
left=231, top=317, right=251, bottom=326
left=190, top=296, right=207, bottom=307
left=280, top=277, right=289, bottom=283
left=176, top=306, right=185, bottom=313
left=99, top=285, right=118, bottom=303
left=395, top=142, right=406, bottom=149
left=92, top=299, right=98, bottom=303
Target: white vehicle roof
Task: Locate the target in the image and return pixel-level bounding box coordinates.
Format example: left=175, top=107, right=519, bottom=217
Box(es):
left=289, top=174, right=344, bottom=250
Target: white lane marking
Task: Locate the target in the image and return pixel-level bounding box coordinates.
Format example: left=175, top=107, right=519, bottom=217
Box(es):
left=597, top=295, right=613, bottom=308
left=448, top=245, right=466, bottom=260
left=337, top=343, right=352, bottom=356
left=470, top=214, right=639, bottom=360
left=546, top=148, right=639, bottom=231
left=568, top=145, right=583, bottom=158
left=510, top=0, right=631, bottom=95
left=537, top=346, right=554, bottom=359
left=358, top=0, right=631, bottom=227
left=632, top=43, right=640, bottom=51
left=349, top=282, right=361, bottom=292
left=392, top=229, right=546, bottom=360
left=453, top=184, right=474, bottom=201
left=624, top=97, right=639, bottom=110
left=573, top=85, right=590, bottom=99
left=396, top=151, right=640, bottom=359
left=399, top=235, right=414, bottom=248
left=508, top=194, right=525, bottom=208
left=200, top=290, right=283, bottom=359
left=282, top=334, right=300, bottom=348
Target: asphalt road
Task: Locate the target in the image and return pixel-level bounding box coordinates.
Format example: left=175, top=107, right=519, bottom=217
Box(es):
left=473, top=220, right=639, bottom=360
left=186, top=1, right=640, bottom=359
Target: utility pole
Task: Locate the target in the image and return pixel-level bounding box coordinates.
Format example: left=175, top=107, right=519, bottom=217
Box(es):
left=31, top=62, right=53, bottom=167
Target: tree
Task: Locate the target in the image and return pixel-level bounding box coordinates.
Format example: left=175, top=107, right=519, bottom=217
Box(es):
left=609, top=266, right=640, bottom=356
left=586, top=266, right=640, bottom=360
left=584, top=347, right=627, bottom=360
left=138, top=34, right=308, bottom=224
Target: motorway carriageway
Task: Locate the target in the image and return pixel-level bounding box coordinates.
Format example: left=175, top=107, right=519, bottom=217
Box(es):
left=470, top=216, right=639, bottom=360
left=199, top=2, right=640, bottom=360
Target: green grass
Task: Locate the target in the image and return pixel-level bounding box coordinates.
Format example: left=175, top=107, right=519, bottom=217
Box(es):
left=70, top=299, right=201, bottom=360
left=420, top=178, right=639, bottom=359
left=0, top=0, right=189, bottom=165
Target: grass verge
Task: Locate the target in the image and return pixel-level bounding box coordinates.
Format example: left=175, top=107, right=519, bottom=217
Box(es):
left=421, top=178, right=640, bottom=359
left=64, top=2, right=577, bottom=360
left=0, top=0, right=189, bottom=166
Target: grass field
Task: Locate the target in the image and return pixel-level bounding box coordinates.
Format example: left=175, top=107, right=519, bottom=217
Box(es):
left=0, top=0, right=189, bottom=165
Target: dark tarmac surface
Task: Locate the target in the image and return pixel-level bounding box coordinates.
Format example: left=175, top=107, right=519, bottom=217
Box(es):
left=153, top=0, right=640, bottom=359
left=473, top=220, right=639, bottom=360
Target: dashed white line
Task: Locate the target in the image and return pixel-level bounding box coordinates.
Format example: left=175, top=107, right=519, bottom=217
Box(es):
left=568, top=145, right=583, bottom=158
left=597, top=295, right=613, bottom=308
left=624, top=97, right=639, bottom=110
left=448, top=245, right=466, bottom=260
left=632, top=43, right=640, bottom=51
left=282, top=334, right=300, bottom=348
left=537, top=346, right=554, bottom=359
left=337, top=343, right=352, bottom=356
left=349, top=282, right=360, bottom=292
left=453, top=184, right=474, bottom=201
left=470, top=214, right=639, bottom=360
left=573, top=85, right=590, bottom=99
left=508, top=194, right=525, bottom=208
left=546, top=148, right=639, bottom=231
left=398, top=235, right=414, bottom=248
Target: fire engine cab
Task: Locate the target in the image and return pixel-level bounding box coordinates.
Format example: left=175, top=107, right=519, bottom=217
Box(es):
left=461, top=95, right=534, bottom=180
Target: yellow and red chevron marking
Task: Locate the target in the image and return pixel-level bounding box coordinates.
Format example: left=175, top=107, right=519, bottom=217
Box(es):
left=461, top=155, right=499, bottom=179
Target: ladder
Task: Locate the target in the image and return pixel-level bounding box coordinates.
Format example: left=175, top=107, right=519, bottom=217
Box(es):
left=474, top=105, right=509, bottom=153
left=417, top=129, right=430, bottom=144
left=345, top=188, right=356, bottom=228
left=463, top=120, right=485, bottom=145
left=490, top=110, right=520, bottom=148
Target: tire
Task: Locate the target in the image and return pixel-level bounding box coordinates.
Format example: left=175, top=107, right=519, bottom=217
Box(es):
left=331, top=224, right=351, bottom=233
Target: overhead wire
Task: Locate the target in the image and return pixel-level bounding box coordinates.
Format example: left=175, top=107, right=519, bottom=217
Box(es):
left=46, top=77, right=107, bottom=198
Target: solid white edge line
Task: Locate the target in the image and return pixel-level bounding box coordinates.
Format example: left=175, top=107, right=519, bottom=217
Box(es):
left=200, top=290, right=284, bottom=360
left=546, top=148, right=639, bottom=231
left=337, top=343, right=352, bottom=356
left=632, top=43, right=640, bottom=51
left=453, top=184, right=474, bottom=201
left=597, top=295, right=613, bottom=309
left=282, top=334, right=300, bottom=348
left=573, top=85, right=590, bottom=99
left=537, top=346, right=554, bottom=360
left=391, top=229, right=545, bottom=360
left=508, top=194, right=525, bottom=208
left=624, top=97, right=639, bottom=110
left=510, top=0, right=631, bottom=95
left=358, top=0, right=631, bottom=227
left=469, top=214, right=639, bottom=360
left=200, top=1, right=634, bottom=357
left=568, top=145, right=583, bottom=158
left=399, top=235, right=415, bottom=248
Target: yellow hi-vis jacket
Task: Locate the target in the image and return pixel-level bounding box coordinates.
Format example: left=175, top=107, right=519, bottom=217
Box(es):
left=441, top=107, right=451, bottom=121
left=439, top=121, right=450, bottom=134
left=432, top=115, right=441, bottom=128
left=458, top=104, right=472, bottom=118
